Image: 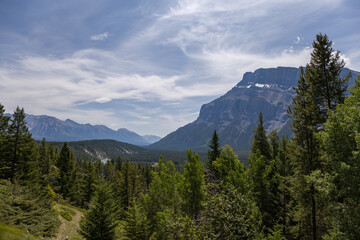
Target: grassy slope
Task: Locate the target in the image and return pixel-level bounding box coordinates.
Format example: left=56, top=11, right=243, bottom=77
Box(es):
left=0, top=203, right=84, bottom=240
left=0, top=223, right=40, bottom=240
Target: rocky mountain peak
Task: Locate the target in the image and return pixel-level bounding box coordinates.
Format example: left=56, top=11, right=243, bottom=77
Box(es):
left=150, top=66, right=360, bottom=152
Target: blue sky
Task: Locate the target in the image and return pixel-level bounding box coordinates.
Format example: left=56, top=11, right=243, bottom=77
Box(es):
left=0, top=0, right=359, bottom=137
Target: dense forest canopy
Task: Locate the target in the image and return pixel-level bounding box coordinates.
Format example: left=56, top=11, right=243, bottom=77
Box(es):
left=0, top=34, right=360, bottom=240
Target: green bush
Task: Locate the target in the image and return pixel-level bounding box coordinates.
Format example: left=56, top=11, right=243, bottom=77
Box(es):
left=60, top=206, right=76, bottom=216
left=60, top=210, right=73, bottom=221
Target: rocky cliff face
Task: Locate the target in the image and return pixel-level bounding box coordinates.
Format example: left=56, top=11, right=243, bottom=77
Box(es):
left=150, top=67, right=359, bottom=152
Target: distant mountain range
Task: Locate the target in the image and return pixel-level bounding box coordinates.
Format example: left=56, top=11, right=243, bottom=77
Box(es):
left=150, top=67, right=360, bottom=152
left=22, top=114, right=161, bottom=145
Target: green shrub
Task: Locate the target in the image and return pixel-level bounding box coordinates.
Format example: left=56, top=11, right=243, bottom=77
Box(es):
left=60, top=206, right=76, bottom=216
left=60, top=210, right=73, bottom=221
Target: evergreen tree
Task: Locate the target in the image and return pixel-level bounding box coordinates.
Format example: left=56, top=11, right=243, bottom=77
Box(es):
left=0, top=104, right=10, bottom=179
left=251, top=112, right=271, bottom=161
left=268, top=130, right=280, bottom=161
left=276, top=136, right=295, bottom=239
left=38, top=138, right=51, bottom=176
left=248, top=112, right=280, bottom=231
left=287, top=33, right=349, bottom=240
left=120, top=160, right=145, bottom=210
left=56, top=142, right=74, bottom=198
left=182, top=149, right=204, bottom=219
left=309, top=34, right=350, bottom=123
left=124, top=199, right=150, bottom=240
left=248, top=151, right=280, bottom=232
left=79, top=182, right=118, bottom=240
left=6, top=106, right=37, bottom=181
left=83, top=162, right=97, bottom=205
left=207, top=130, right=221, bottom=170
left=112, top=156, right=122, bottom=171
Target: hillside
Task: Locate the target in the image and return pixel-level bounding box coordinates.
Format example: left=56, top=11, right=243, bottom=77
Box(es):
left=150, top=67, right=359, bottom=152
left=47, top=139, right=194, bottom=165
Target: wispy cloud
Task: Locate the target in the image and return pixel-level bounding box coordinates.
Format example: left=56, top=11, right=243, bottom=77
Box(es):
left=0, top=0, right=358, bottom=136
left=0, top=49, right=226, bottom=135
left=90, top=32, right=109, bottom=41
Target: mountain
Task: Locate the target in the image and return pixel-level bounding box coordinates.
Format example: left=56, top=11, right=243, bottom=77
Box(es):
left=24, top=114, right=160, bottom=145
left=150, top=67, right=359, bottom=152
left=142, top=135, right=162, bottom=143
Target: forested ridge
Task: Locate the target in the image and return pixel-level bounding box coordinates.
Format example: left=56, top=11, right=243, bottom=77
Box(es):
left=1, top=34, right=360, bottom=240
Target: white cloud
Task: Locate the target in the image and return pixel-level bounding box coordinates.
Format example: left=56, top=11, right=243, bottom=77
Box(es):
left=0, top=48, right=229, bottom=132
left=90, top=32, right=109, bottom=41
left=95, top=97, right=112, bottom=103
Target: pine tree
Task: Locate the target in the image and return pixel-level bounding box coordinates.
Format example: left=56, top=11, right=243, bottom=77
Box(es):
left=248, top=150, right=280, bottom=232
left=56, top=142, right=74, bottom=198
left=124, top=199, right=150, bottom=240
left=268, top=130, right=280, bottom=161
left=251, top=112, right=271, bottom=161
left=276, top=136, right=294, bottom=239
left=0, top=104, right=10, bottom=179
left=287, top=33, right=349, bottom=240
left=83, top=162, right=97, bottom=205
left=79, top=182, right=118, bottom=240
left=6, top=106, right=37, bottom=181
left=207, top=130, right=221, bottom=169
left=120, top=160, right=144, bottom=210
left=39, top=138, right=50, bottom=176
left=309, top=34, right=350, bottom=123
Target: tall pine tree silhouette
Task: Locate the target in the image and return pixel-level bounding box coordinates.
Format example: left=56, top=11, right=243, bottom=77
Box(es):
left=288, top=33, right=349, bottom=240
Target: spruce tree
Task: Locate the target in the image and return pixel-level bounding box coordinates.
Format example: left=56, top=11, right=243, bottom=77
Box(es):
left=276, top=136, right=294, bottom=239
left=251, top=112, right=271, bottom=161
left=6, top=106, right=37, bottom=181
left=39, top=138, right=50, bottom=176
left=83, top=162, right=97, bottom=205
left=56, top=142, right=74, bottom=198
left=120, top=160, right=144, bottom=210
left=124, top=199, right=149, bottom=240
left=287, top=33, right=349, bottom=240
left=268, top=130, right=280, bottom=161
left=0, top=104, right=10, bottom=179
left=309, top=34, right=350, bottom=123
left=207, top=130, right=221, bottom=169
left=249, top=113, right=280, bottom=232
left=79, top=182, right=118, bottom=240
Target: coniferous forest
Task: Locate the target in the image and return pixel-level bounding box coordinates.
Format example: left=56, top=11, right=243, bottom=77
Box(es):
left=1, top=34, right=360, bottom=240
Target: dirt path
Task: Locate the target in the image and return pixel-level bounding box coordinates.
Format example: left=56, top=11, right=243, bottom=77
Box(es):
left=51, top=204, right=84, bottom=240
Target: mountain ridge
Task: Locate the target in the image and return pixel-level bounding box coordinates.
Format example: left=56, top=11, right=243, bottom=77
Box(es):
left=149, top=66, right=359, bottom=152
left=21, top=114, right=161, bottom=145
